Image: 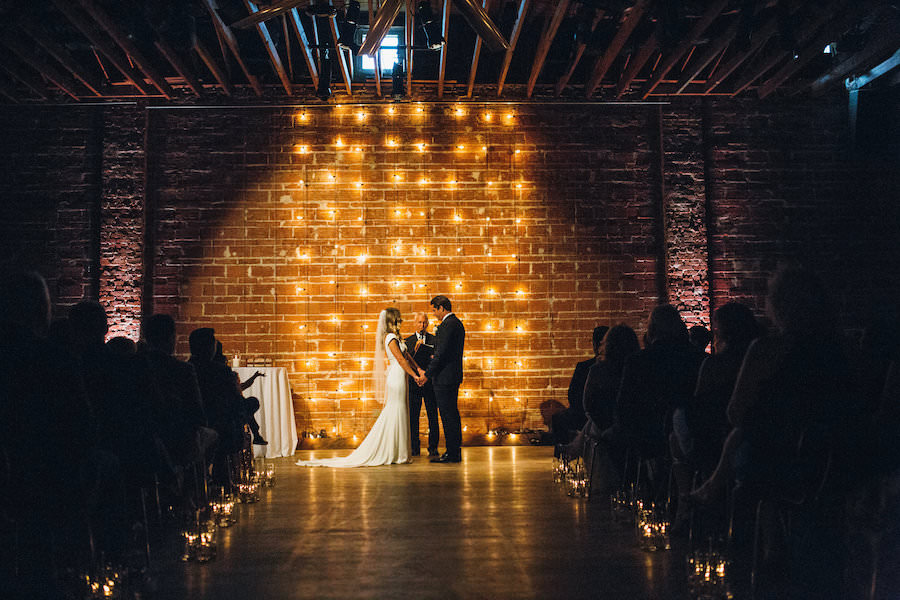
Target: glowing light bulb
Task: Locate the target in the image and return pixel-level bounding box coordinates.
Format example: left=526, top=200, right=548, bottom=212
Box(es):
left=388, top=106, right=395, bottom=115
left=504, top=113, right=514, bottom=121
left=487, top=288, right=496, bottom=296
left=395, top=209, right=402, bottom=217
left=305, top=360, right=312, bottom=366
left=516, top=218, right=521, bottom=223
left=419, top=211, right=424, bottom=216
left=448, top=179, right=457, bottom=186
left=485, top=323, right=493, bottom=331
left=488, top=397, right=493, bottom=402
left=353, top=434, right=358, bottom=441
left=463, top=425, right=468, bottom=432
left=353, top=146, right=362, bottom=153
left=455, top=107, right=464, bottom=117
left=487, top=181, right=494, bottom=186
left=456, top=144, right=465, bottom=151
left=357, top=253, right=368, bottom=264
left=363, top=325, right=368, bottom=330
left=393, top=173, right=402, bottom=182
left=331, top=315, right=339, bottom=323
left=295, top=144, right=309, bottom=154
left=298, top=179, right=305, bottom=186
left=416, top=142, right=426, bottom=152
left=515, top=148, right=521, bottom=155
left=360, top=286, right=367, bottom=296
left=483, top=112, right=492, bottom=121
left=457, top=247, right=462, bottom=252
left=416, top=105, right=424, bottom=113
left=328, top=173, right=336, bottom=183
left=516, top=183, right=523, bottom=189
left=481, top=145, right=487, bottom=151
left=453, top=213, right=462, bottom=222
left=329, top=280, right=335, bottom=284
left=299, top=324, right=306, bottom=330
left=335, top=137, right=344, bottom=147
left=455, top=282, right=462, bottom=289
left=419, top=177, right=428, bottom=185
left=355, top=181, right=363, bottom=188
left=298, top=112, right=308, bottom=121
left=515, top=397, right=521, bottom=402
left=386, top=138, right=398, bottom=147
left=300, top=252, right=309, bottom=259
left=356, top=111, right=365, bottom=121
left=296, top=215, right=303, bottom=220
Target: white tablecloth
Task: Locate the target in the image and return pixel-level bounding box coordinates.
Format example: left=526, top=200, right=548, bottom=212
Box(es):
left=235, top=367, right=298, bottom=459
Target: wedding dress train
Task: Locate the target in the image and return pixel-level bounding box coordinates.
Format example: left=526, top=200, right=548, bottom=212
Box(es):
left=296, top=332, right=411, bottom=467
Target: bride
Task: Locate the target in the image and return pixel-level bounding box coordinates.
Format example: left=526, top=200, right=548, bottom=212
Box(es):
left=296, top=308, right=423, bottom=467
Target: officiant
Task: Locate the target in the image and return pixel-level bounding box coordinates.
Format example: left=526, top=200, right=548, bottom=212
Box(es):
left=406, top=312, right=439, bottom=457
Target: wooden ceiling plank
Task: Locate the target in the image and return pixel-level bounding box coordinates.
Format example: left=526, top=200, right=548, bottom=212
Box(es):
left=193, top=38, right=233, bottom=95
left=497, top=0, right=531, bottom=97
left=3, top=34, right=81, bottom=100
left=245, top=0, right=293, bottom=95
left=437, top=0, right=451, bottom=97
left=288, top=8, right=319, bottom=89
left=615, top=25, right=659, bottom=99
left=466, top=0, right=493, bottom=98
left=846, top=47, right=900, bottom=90
left=807, top=18, right=900, bottom=95
left=360, top=0, right=404, bottom=55
left=758, top=3, right=862, bottom=98
left=639, top=0, right=730, bottom=99
left=0, top=60, right=49, bottom=100
left=554, top=8, right=603, bottom=96
left=154, top=38, right=204, bottom=97
left=326, top=12, right=353, bottom=94
left=76, top=0, right=174, bottom=98
left=232, top=0, right=305, bottom=29
left=674, top=19, right=740, bottom=95
left=20, top=17, right=102, bottom=96
left=585, top=0, right=651, bottom=97
left=525, top=0, right=569, bottom=97
left=52, top=0, right=155, bottom=95
left=201, top=0, right=264, bottom=96
left=729, top=0, right=841, bottom=97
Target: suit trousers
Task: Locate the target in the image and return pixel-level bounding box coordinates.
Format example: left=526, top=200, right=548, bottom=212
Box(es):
left=434, top=383, right=462, bottom=455
left=409, top=383, right=439, bottom=453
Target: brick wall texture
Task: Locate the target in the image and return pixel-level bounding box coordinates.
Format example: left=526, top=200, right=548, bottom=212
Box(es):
left=1, top=97, right=897, bottom=437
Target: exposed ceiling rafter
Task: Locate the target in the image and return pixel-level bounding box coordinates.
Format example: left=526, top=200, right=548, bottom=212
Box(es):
left=526, top=0, right=570, bottom=98
left=497, top=0, right=531, bottom=97
left=245, top=0, right=293, bottom=95
left=586, top=0, right=650, bottom=97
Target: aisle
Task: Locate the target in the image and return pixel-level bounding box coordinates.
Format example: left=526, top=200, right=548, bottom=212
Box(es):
left=154, top=446, right=687, bottom=599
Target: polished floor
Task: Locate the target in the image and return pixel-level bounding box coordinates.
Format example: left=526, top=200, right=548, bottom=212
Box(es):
left=154, top=446, right=689, bottom=599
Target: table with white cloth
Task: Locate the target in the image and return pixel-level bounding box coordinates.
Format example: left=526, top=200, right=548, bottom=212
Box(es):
left=234, top=367, right=298, bottom=459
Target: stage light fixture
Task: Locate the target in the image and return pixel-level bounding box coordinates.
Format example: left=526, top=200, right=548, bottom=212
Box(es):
left=391, top=61, right=405, bottom=98
left=337, top=0, right=361, bottom=54
left=306, top=1, right=337, bottom=17
left=416, top=1, right=445, bottom=50
left=316, top=48, right=333, bottom=101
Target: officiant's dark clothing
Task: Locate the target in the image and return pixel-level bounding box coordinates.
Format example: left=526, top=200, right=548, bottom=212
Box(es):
left=552, top=357, right=594, bottom=445
left=425, top=314, right=465, bottom=457
left=406, top=331, right=439, bottom=455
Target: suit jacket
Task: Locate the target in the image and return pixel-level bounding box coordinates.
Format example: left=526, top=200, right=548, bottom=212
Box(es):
left=567, top=357, right=596, bottom=417
left=424, top=314, right=465, bottom=386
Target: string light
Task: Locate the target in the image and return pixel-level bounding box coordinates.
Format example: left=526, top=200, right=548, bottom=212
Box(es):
left=295, top=144, right=309, bottom=154
left=455, top=107, right=465, bottom=117
left=483, top=112, right=492, bottom=121
left=357, top=253, right=368, bottom=264
left=335, top=137, right=344, bottom=147
left=416, top=142, right=426, bottom=152
left=386, top=138, right=398, bottom=147
left=456, top=144, right=465, bottom=151
left=416, top=104, right=425, bottom=113
left=504, top=113, right=514, bottom=122
left=356, top=111, right=366, bottom=121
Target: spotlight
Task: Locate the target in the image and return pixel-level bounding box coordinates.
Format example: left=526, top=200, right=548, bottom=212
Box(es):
left=416, top=1, right=444, bottom=50
left=391, top=61, right=405, bottom=98
left=338, top=0, right=361, bottom=54
left=317, top=48, right=333, bottom=101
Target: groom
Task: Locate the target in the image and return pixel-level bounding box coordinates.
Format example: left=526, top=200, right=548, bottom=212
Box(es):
left=417, top=295, right=465, bottom=463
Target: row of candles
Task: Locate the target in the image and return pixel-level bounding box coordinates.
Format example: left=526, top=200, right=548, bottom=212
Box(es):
left=180, top=458, right=277, bottom=564
left=552, top=453, right=733, bottom=599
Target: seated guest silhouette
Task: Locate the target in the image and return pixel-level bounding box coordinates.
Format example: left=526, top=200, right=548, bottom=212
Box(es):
left=213, top=341, right=267, bottom=446
left=552, top=325, right=608, bottom=447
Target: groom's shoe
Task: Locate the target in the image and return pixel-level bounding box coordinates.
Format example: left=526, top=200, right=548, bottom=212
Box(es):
left=427, top=449, right=440, bottom=457
left=431, top=452, right=462, bottom=463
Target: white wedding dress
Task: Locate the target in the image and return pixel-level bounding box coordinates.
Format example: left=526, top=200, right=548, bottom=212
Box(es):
left=296, top=333, right=411, bottom=467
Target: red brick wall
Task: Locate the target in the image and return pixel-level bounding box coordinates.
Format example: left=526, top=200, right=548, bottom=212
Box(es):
left=2, top=96, right=897, bottom=437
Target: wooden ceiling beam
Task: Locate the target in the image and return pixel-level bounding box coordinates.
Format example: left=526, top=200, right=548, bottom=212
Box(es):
left=232, top=0, right=305, bottom=29
left=154, top=38, right=204, bottom=97
left=192, top=37, right=232, bottom=95
left=497, top=0, right=531, bottom=97
left=2, top=34, right=81, bottom=100
left=525, top=0, right=568, bottom=97
left=52, top=0, right=155, bottom=96
left=19, top=16, right=102, bottom=96
left=76, top=0, right=174, bottom=98
left=615, top=25, right=659, bottom=99
left=758, top=2, right=862, bottom=98
left=554, top=8, right=603, bottom=96
left=406, top=0, right=414, bottom=96
left=201, top=0, right=263, bottom=96
left=585, top=0, right=650, bottom=97
left=288, top=8, right=319, bottom=90
left=806, top=17, right=900, bottom=96
left=437, top=0, right=451, bottom=98
left=845, top=47, right=900, bottom=90
left=245, top=0, right=293, bottom=95
left=729, top=0, right=841, bottom=97
left=466, top=0, right=493, bottom=98
left=674, top=20, right=740, bottom=95
left=0, top=59, right=49, bottom=100
left=639, top=0, right=730, bottom=99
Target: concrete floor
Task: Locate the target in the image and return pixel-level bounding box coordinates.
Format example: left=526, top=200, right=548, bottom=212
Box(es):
left=153, top=446, right=689, bottom=599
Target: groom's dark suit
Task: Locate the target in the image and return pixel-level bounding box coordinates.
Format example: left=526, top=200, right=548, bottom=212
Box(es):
left=405, top=330, right=439, bottom=455
left=424, top=313, right=465, bottom=459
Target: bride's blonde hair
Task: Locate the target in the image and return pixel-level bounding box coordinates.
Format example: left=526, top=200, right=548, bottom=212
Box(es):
left=384, top=307, right=402, bottom=336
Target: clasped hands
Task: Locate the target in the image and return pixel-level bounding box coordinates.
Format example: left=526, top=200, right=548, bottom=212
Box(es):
left=414, top=368, right=427, bottom=388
